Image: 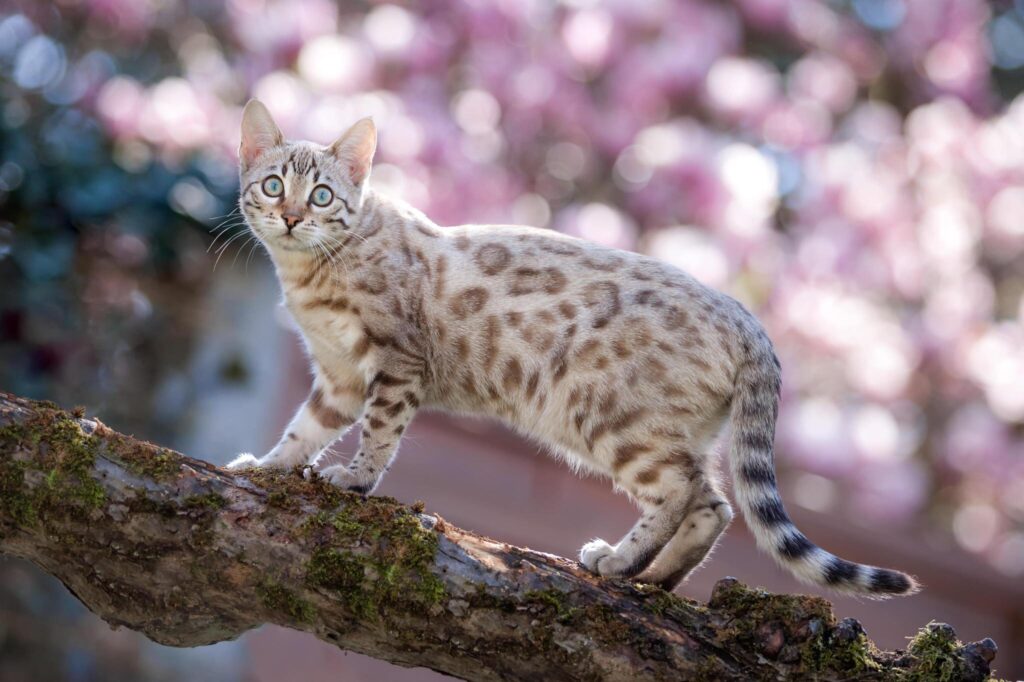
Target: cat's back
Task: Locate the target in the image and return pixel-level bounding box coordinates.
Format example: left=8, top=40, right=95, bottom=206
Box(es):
left=434, top=222, right=731, bottom=322
left=421, top=221, right=753, bottom=429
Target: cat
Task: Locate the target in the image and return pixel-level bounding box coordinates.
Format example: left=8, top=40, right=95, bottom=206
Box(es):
left=226, top=99, right=917, bottom=597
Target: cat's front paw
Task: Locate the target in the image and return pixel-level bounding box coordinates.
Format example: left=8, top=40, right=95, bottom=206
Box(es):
left=319, top=464, right=377, bottom=495
left=579, top=539, right=630, bottom=577
left=226, top=452, right=260, bottom=470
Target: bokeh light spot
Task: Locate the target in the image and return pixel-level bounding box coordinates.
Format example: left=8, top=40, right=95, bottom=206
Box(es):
left=364, top=5, right=415, bottom=54
left=991, top=13, right=1024, bottom=69
left=852, top=0, right=906, bottom=31
left=13, top=35, right=65, bottom=90
left=452, top=89, right=501, bottom=135
left=953, top=504, right=999, bottom=553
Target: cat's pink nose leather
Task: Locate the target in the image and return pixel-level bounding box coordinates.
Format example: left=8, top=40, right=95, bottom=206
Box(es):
left=282, top=213, right=304, bottom=230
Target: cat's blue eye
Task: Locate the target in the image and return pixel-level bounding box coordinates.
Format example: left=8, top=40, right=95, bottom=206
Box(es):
left=262, top=175, right=284, bottom=197
left=310, top=185, right=334, bottom=207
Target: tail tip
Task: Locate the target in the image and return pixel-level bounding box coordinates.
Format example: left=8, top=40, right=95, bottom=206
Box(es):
left=870, top=568, right=920, bottom=596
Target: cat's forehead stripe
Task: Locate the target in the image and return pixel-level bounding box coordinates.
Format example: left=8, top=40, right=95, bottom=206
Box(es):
left=289, top=148, right=315, bottom=176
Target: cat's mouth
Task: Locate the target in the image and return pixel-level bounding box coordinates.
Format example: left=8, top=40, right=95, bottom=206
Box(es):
left=274, top=232, right=311, bottom=251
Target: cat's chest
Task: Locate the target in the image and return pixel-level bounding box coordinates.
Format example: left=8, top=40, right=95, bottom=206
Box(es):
left=284, top=290, right=366, bottom=357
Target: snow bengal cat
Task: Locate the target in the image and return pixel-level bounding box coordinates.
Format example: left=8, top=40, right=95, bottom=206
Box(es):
left=227, top=99, right=917, bottom=597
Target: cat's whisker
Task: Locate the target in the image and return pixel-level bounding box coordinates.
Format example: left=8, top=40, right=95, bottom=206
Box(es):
left=207, top=222, right=248, bottom=254
left=244, top=237, right=265, bottom=273
left=207, top=207, right=242, bottom=229
left=212, top=230, right=251, bottom=271
left=308, top=235, right=332, bottom=273
left=207, top=218, right=240, bottom=235
left=214, top=228, right=250, bottom=257
left=321, top=236, right=352, bottom=284
left=207, top=208, right=245, bottom=237
left=315, top=233, right=352, bottom=282
left=231, top=235, right=260, bottom=270
left=209, top=203, right=242, bottom=221
left=332, top=227, right=368, bottom=246
left=316, top=238, right=344, bottom=286
left=210, top=223, right=243, bottom=241
left=306, top=238, right=326, bottom=278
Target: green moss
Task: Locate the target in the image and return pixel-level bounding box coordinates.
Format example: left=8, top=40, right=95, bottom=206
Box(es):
left=113, top=440, right=181, bottom=481
left=467, top=588, right=653, bottom=673
left=802, top=628, right=881, bottom=675
left=300, top=497, right=445, bottom=619
left=525, top=589, right=582, bottom=624
left=240, top=467, right=347, bottom=511
left=707, top=579, right=885, bottom=675
left=710, top=579, right=834, bottom=640
left=297, top=510, right=332, bottom=535
left=307, top=548, right=366, bottom=588
left=267, top=491, right=292, bottom=509
left=257, top=579, right=315, bottom=623
left=0, top=459, right=36, bottom=526
left=637, top=584, right=703, bottom=619
left=306, top=548, right=375, bottom=617
left=329, top=505, right=367, bottom=538
left=904, top=622, right=969, bottom=682
left=0, top=406, right=108, bottom=527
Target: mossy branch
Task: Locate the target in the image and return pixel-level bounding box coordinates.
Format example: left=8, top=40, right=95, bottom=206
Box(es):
left=0, top=392, right=1000, bottom=681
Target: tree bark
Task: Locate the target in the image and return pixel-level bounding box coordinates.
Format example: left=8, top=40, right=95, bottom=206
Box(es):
left=0, top=392, right=999, bottom=681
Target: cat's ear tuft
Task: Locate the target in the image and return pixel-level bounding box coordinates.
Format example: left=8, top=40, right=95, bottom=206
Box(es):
left=239, top=99, right=283, bottom=169
left=330, top=117, right=377, bottom=185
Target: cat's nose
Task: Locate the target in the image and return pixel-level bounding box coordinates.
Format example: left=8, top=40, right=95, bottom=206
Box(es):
left=282, top=212, right=304, bottom=231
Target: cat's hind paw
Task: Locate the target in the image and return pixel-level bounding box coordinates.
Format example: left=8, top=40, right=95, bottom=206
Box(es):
left=226, top=452, right=260, bottom=470
left=579, top=539, right=631, bottom=578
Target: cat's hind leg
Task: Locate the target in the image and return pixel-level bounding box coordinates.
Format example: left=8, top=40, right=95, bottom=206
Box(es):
left=636, top=475, right=733, bottom=591
left=579, top=447, right=697, bottom=580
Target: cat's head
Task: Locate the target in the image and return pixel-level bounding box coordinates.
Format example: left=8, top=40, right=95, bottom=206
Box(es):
left=237, top=99, right=376, bottom=253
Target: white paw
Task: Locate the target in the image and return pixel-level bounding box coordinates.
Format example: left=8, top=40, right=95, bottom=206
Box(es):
left=226, top=452, right=259, bottom=470
left=319, top=464, right=375, bottom=495
left=579, top=539, right=631, bottom=577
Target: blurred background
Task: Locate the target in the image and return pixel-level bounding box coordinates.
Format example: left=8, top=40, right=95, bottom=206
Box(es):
left=1, top=0, right=1024, bottom=679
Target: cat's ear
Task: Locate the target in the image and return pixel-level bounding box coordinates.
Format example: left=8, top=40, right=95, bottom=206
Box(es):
left=329, top=117, right=377, bottom=185
left=239, top=99, right=283, bottom=169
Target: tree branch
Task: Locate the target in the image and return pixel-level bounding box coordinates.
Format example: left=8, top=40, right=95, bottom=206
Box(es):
left=0, top=392, right=998, bottom=681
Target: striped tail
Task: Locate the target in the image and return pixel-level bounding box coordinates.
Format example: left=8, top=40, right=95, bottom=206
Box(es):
left=728, top=329, right=919, bottom=598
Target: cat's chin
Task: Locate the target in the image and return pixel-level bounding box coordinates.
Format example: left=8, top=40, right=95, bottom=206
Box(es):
left=271, top=237, right=313, bottom=253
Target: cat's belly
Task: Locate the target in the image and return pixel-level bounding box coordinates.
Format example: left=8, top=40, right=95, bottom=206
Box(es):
left=422, top=362, right=598, bottom=458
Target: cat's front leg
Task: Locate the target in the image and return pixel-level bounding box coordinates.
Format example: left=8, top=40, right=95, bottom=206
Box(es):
left=227, top=381, right=362, bottom=471
left=320, top=368, right=422, bottom=494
